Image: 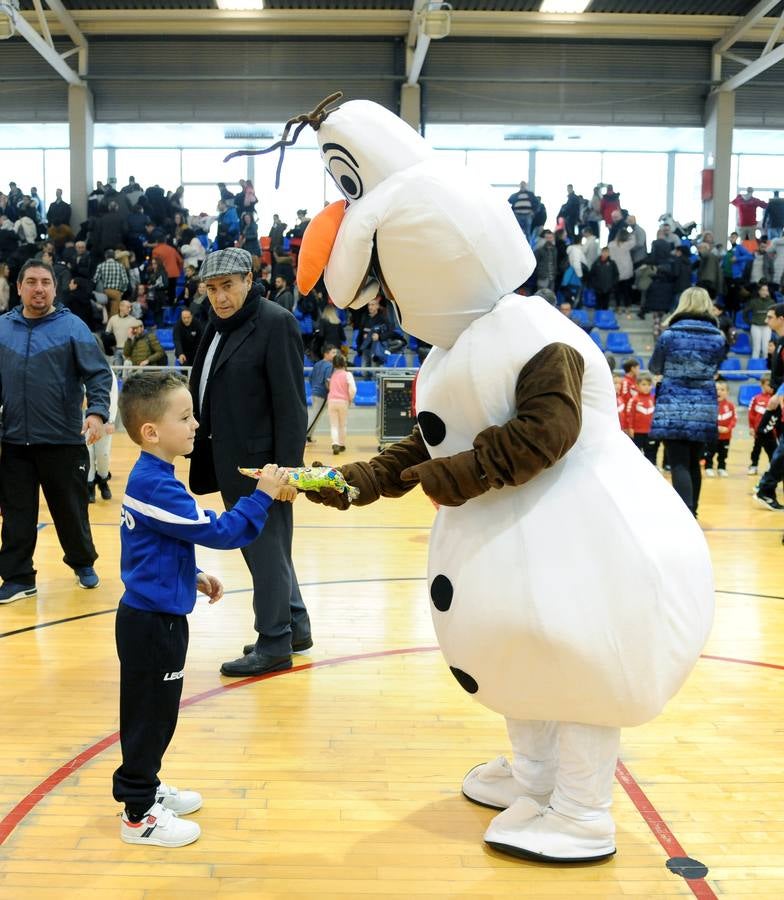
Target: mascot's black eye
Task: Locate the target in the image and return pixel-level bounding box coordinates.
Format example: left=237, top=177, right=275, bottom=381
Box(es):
left=328, top=155, right=364, bottom=200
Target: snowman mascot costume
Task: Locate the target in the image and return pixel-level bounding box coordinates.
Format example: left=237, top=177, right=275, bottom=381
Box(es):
left=295, top=98, right=714, bottom=863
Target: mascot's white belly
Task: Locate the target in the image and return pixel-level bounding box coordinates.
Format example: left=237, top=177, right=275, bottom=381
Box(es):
left=415, top=296, right=714, bottom=727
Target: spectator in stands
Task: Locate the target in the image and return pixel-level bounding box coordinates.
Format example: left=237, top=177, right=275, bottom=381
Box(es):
left=216, top=199, right=240, bottom=250
left=288, top=209, right=311, bottom=239
left=95, top=248, right=130, bottom=317
left=179, top=228, right=206, bottom=268
left=239, top=213, right=261, bottom=270
left=558, top=184, right=582, bottom=241
left=744, top=282, right=774, bottom=358
left=695, top=242, right=722, bottom=296
left=29, top=187, right=45, bottom=222
left=721, top=235, right=753, bottom=315
left=92, top=201, right=127, bottom=262
left=703, top=379, right=736, bottom=478
left=173, top=307, right=203, bottom=367
left=314, top=301, right=346, bottom=358
left=0, top=261, right=10, bottom=312
left=619, top=358, right=639, bottom=403
left=358, top=295, right=391, bottom=371
left=755, top=304, right=784, bottom=508
left=47, top=188, right=71, bottom=228
left=763, top=190, right=784, bottom=239
left=269, top=213, right=287, bottom=255
left=123, top=323, right=166, bottom=368
left=645, top=235, right=678, bottom=338
left=151, top=232, right=183, bottom=306
left=508, top=180, right=537, bottom=238
left=271, top=272, right=295, bottom=312
left=649, top=286, right=726, bottom=517
left=747, top=375, right=776, bottom=476
left=534, top=230, right=558, bottom=291
left=581, top=227, right=600, bottom=270
left=144, top=256, right=169, bottom=324
left=608, top=229, right=636, bottom=308
left=65, top=276, right=98, bottom=331
left=589, top=246, right=619, bottom=310
left=70, top=239, right=92, bottom=279
left=217, top=182, right=234, bottom=204
left=731, top=187, right=767, bottom=241
left=613, top=373, right=626, bottom=429
left=672, top=245, right=693, bottom=296
left=106, top=299, right=142, bottom=365
left=0, top=258, right=110, bottom=604
left=0, top=192, right=18, bottom=222
left=599, top=184, right=621, bottom=227
left=627, top=215, right=648, bottom=267
left=13, top=210, right=37, bottom=245
left=749, top=237, right=774, bottom=284
left=120, top=176, right=144, bottom=207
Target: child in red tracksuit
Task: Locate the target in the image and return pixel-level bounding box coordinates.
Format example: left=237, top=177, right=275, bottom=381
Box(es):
left=613, top=374, right=626, bottom=429
left=747, top=375, right=777, bottom=475
left=704, top=379, right=736, bottom=477
left=619, top=358, right=639, bottom=404
left=625, top=374, right=658, bottom=465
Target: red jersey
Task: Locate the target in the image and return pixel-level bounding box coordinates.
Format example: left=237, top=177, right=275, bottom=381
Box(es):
left=620, top=374, right=638, bottom=402
left=748, top=392, right=772, bottom=432
left=625, top=393, right=655, bottom=434
left=717, top=398, right=737, bottom=438
left=616, top=394, right=626, bottom=429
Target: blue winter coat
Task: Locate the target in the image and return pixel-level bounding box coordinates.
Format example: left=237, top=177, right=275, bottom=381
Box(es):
left=648, top=315, right=727, bottom=442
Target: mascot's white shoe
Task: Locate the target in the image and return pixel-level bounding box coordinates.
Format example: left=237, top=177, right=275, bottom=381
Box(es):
left=484, top=802, right=616, bottom=863
left=462, top=756, right=551, bottom=810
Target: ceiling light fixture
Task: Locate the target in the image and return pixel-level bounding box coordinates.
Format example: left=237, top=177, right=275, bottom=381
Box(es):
left=0, top=0, right=19, bottom=41
left=539, top=0, right=592, bottom=13
left=216, top=0, right=265, bottom=11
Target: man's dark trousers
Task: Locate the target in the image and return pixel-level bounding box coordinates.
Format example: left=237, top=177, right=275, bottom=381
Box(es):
left=0, top=442, right=97, bottom=585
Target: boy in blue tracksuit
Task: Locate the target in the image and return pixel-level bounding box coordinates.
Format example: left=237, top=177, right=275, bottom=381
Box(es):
left=114, top=371, right=290, bottom=848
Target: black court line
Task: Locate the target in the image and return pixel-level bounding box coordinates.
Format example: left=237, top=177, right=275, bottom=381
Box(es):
left=65, top=522, right=432, bottom=531
left=0, top=577, right=428, bottom=640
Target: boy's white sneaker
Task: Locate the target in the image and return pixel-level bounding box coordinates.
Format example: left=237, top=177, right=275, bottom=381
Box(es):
left=121, top=802, right=200, bottom=847
left=718, top=468, right=729, bottom=478
left=704, top=469, right=715, bottom=477
left=156, top=782, right=202, bottom=815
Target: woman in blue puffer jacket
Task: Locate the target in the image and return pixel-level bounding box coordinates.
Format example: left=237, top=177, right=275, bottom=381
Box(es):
left=649, top=286, right=728, bottom=516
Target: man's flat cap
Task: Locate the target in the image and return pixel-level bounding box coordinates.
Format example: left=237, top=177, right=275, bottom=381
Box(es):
left=200, top=248, right=253, bottom=280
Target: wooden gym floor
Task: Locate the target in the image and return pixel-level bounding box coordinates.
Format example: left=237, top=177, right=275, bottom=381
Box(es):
left=0, top=430, right=782, bottom=899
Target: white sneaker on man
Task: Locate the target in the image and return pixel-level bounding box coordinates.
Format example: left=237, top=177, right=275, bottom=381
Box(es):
left=718, top=468, right=729, bottom=478
left=156, top=782, right=202, bottom=815
left=704, top=469, right=715, bottom=478
left=121, top=801, right=200, bottom=847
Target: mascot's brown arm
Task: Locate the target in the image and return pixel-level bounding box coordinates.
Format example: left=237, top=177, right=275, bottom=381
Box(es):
left=399, top=342, right=585, bottom=507
left=305, top=427, right=431, bottom=510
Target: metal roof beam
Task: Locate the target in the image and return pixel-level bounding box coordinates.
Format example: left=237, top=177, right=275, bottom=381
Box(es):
left=45, top=0, right=89, bottom=76
left=406, top=0, right=430, bottom=87
left=718, top=35, right=784, bottom=92
left=714, top=0, right=780, bottom=53
left=13, top=12, right=83, bottom=86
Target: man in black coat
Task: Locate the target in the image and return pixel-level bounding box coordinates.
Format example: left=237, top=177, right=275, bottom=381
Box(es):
left=188, top=248, right=311, bottom=676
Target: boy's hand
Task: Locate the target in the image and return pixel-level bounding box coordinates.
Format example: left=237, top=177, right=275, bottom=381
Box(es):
left=256, top=464, right=290, bottom=500
left=197, top=572, right=224, bottom=604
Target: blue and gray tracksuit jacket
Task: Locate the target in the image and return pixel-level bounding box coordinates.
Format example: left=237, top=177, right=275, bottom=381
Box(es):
left=121, top=452, right=274, bottom=616
left=0, top=305, right=111, bottom=444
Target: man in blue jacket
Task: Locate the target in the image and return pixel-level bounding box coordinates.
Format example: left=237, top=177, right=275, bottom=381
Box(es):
left=0, top=259, right=112, bottom=604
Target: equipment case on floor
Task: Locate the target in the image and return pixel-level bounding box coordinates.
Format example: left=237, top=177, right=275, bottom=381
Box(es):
left=376, top=372, right=417, bottom=450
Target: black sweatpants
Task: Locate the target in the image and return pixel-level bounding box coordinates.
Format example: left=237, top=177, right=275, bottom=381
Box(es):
left=704, top=439, right=730, bottom=470
left=751, top=431, right=777, bottom=467
left=112, top=603, right=189, bottom=818
left=633, top=433, right=659, bottom=466
left=0, top=442, right=97, bottom=586
left=666, top=439, right=705, bottom=516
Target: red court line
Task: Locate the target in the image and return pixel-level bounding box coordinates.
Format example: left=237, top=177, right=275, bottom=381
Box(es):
left=0, top=645, right=766, bottom=899
left=701, top=652, right=784, bottom=671
left=615, top=760, right=718, bottom=900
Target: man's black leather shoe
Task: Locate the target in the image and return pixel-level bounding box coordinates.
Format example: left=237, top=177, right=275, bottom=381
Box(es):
left=220, top=651, right=293, bottom=677
left=242, top=636, right=313, bottom=656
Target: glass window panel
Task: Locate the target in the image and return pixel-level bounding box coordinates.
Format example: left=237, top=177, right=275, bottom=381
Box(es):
left=672, top=153, right=703, bottom=234
left=0, top=150, right=44, bottom=200
left=182, top=149, right=248, bottom=184
left=93, top=149, right=109, bottom=187
left=44, top=149, right=70, bottom=208
left=600, top=152, right=668, bottom=241
left=737, top=155, right=782, bottom=191
left=114, top=149, right=181, bottom=194
left=258, top=148, right=327, bottom=229
left=465, top=150, right=529, bottom=187
left=535, top=151, right=602, bottom=231
left=182, top=184, right=229, bottom=222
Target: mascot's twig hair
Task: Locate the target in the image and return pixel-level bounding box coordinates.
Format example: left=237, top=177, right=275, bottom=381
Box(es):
left=223, top=91, right=344, bottom=188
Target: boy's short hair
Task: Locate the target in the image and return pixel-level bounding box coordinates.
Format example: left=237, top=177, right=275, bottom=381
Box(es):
left=119, top=371, right=188, bottom=445
left=622, top=358, right=639, bottom=373
left=715, top=378, right=727, bottom=388
left=637, top=374, right=653, bottom=385
left=770, top=303, right=784, bottom=319
left=760, top=374, right=771, bottom=385
left=323, top=343, right=336, bottom=354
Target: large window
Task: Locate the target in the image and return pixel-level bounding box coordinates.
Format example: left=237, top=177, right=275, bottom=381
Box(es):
left=601, top=152, right=668, bottom=240
left=115, top=149, right=181, bottom=193
left=672, top=153, right=703, bottom=233
left=535, top=151, right=602, bottom=228
left=0, top=150, right=44, bottom=199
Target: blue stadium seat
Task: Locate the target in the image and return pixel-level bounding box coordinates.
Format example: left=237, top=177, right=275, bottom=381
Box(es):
left=385, top=353, right=408, bottom=367
left=354, top=380, right=378, bottom=406
left=570, top=308, right=589, bottom=327
left=162, top=305, right=183, bottom=326
left=718, top=357, right=747, bottom=381
left=589, top=329, right=604, bottom=350
left=730, top=331, right=752, bottom=355
left=734, top=310, right=750, bottom=331
left=594, top=310, right=619, bottom=330
left=156, top=327, right=174, bottom=351
left=737, top=384, right=759, bottom=406
left=605, top=331, right=633, bottom=354
left=747, top=358, right=769, bottom=373
left=304, top=381, right=312, bottom=407
left=582, top=288, right=597, bottom=308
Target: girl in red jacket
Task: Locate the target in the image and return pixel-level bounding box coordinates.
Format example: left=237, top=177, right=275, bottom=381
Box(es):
left=747, top=375, right=777, bottom=475
left=704, top=379, right=737, bottom=477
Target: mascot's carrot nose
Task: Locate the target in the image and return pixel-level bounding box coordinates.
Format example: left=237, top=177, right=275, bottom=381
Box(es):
left=296, top=200, right=347, bottom=294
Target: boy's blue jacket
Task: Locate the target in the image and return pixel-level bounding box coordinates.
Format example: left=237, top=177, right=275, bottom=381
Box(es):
left=121, top=452, right=273, bottom=615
